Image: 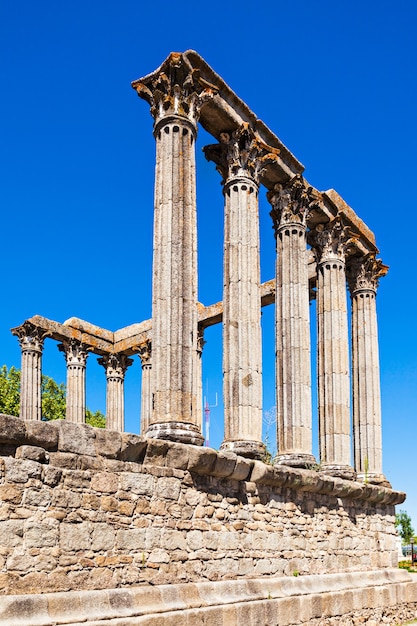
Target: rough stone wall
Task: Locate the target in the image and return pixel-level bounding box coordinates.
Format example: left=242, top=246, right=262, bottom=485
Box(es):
left=0, top=415, right=403, bottom=596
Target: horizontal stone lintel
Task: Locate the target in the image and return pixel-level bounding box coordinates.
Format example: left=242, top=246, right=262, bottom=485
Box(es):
left=0, top=569, right=414, bottom=624
left=0, top=415, right=405, bottom=506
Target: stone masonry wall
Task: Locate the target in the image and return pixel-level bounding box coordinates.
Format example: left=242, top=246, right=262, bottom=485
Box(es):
left=0, top=415, right=404, bottom=596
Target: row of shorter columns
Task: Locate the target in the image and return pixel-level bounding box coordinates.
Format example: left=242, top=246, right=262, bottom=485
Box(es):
left=11, top=323, right=153, bottom=434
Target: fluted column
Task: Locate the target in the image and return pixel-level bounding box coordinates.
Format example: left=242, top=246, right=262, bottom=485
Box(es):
left=311, top=220, right=355, bottom=479
left=58, top=340, right=89, bottom=423
left=12, top=322, right=46, bottom=420
left=132, top=54, right=216, bottom=445
left=347, top=254, right=389, bottom=486
left=268, top=176, right=316, bottom=467
left=204, top=125, right=279, bottom=458
left=138, top=341, right=152, bottom=436
left=98, top=354, right=133, bottom=432
left=196, top=328, right=205, bottom=436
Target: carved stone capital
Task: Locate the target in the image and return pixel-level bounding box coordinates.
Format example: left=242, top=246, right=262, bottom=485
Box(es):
left=132, top=53, right=218, bottom=128
left=203, top=123, right=280, bottom=185
left=310, top=219, right=358, bottom=263
left=12, top=321, right=47, bottom=353
left=136, top=340, right=152, bottom=367
left=58, top=339, right=89, bottom=367
left=268, top=174, right=319, bottom=233
left=346, top=254, right=389, bottom=294
left=98, top=353, right=133, bottom=380
left=197, top=329, right=205, bottom=355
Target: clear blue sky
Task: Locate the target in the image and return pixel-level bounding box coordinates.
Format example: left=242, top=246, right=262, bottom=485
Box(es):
left=1, top=1, right=416, bottom=527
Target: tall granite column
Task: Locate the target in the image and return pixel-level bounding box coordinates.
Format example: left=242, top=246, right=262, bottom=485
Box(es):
left=268, top=176, right=316, bottom=467
left=98, top=354, right=133, bottom=432
left=311, top=220, right=355, bottom=479
left=132, top=54, right=216, bottom=445
left=138, top=340, right=152, bottom=436
left=12, top=322, right=46, bottom=421
left=58, top=339, right=89, bottom=423
left=204, top=125, right=279, bottom=458
left=347, top=254, right=390, bottom=486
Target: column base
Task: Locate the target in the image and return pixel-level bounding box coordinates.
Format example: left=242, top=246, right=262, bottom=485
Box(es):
left=145, top=421, right=204, bottom=446
left=357, top=472, right=392, bottom=488
left=320, top=463, right=356, bottom=481
left=275, top=453, right=318, bottom=469
left=220, top=439, right=265, bottom=460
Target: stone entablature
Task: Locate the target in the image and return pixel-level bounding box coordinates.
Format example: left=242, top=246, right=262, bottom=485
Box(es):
left=0, top=415, right=405, bottom=597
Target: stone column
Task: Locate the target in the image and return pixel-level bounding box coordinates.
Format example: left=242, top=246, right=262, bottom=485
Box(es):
left=204, top=124, right=279, bottom=458
left=347, top=254, right=390, bottom=486
left=196, top=328, right=205, bottom=435
left=311, top=220, right=355, bottom=479
left=138, top=341, right=152, bottom=436
left=268, top=175, right=316, bottom=467
left=58, top=339, right=89, bottom=423
left=132, top=54, right=216, bottom=445
left=12, top=322, right=46, bottom=421
left=98, top=354, right=133, bottom=432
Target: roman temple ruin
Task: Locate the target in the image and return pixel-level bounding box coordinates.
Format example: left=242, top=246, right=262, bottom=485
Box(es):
left=1, top=51, right=416, bottom=625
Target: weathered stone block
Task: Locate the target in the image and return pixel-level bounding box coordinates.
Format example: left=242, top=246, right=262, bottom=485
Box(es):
left=156, top=477, right=181, bottom=501
left=3, top=458, right=42, bottom=483
left=94, top=429, right=122, bottom=459
left=25, top=420, right=58, bottom=450
left=60, top=522, right=91, bottom=551
left=91, top=472, right=118, bottom=494
left=0, top=415, right=26, bottom=445
left=15, top=445, right=48, bottom=463
left=57, top=421, right=96, bottom=456
left=118, top=472, right=154, bottom=496
left=187, top=446, right=217, bottom=474
left=120, top=433, right=147, bottom=462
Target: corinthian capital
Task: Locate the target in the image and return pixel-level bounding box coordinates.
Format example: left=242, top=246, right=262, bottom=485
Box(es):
left=203, top=123, right=280, bottom=184
left=132, top=53, right=218, bottom=127
left=98, top=353, right=133, bottom=379
left=311, top=219, right=358, bottom=263
left=12, top=321, right=48, bottom=353
left=58, top=339, right=89, bottom=367
left=137, top=340, right=152, bottom=367
left=346, top=254, right=389, bottom=293
left=268, top=174, right=319, bottom=231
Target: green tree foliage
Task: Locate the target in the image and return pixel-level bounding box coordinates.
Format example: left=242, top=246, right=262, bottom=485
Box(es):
left=395, top=510, right=415, bottom=545
left=0, top=365, right=20, bottom=416
left=0, top=365, right=105, bottom=427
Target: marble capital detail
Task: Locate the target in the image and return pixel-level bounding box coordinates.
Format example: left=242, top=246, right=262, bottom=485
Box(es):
left=12, top=321, right=47, bottom=353
left=58, top=339, right=89, bottom=367
left=137, top=341, right=152, bottom=368
left=268, top=174, right=319, bottom=230
left=203, top=123, right=280, bottom=185
left=346, top=254, right=389, bottom=294
left=98, top=354, right=133, bottom=380
left=311, top=218, right=357, bottom=263
left=132, top=53, right=218, bottom=128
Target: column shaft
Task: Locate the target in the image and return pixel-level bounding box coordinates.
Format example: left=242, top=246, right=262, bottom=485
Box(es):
left=149, top=116, right=201, bottom=443
left=132, top=54, right=217, bottom=445
left=313, top=221, right=355, bottom=479
left=269, top=177, right=316, bottom=467
left=348, top=255, right=389, bottom=485
left=59, top=340, right=88, bottom=424
left=222, top=178, right=263, bottom=457
left=99, top=354, right=133, bottom=432
left=12, top=322, right=45, bottom=421
left=138, top=342, right=152, bottom=436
